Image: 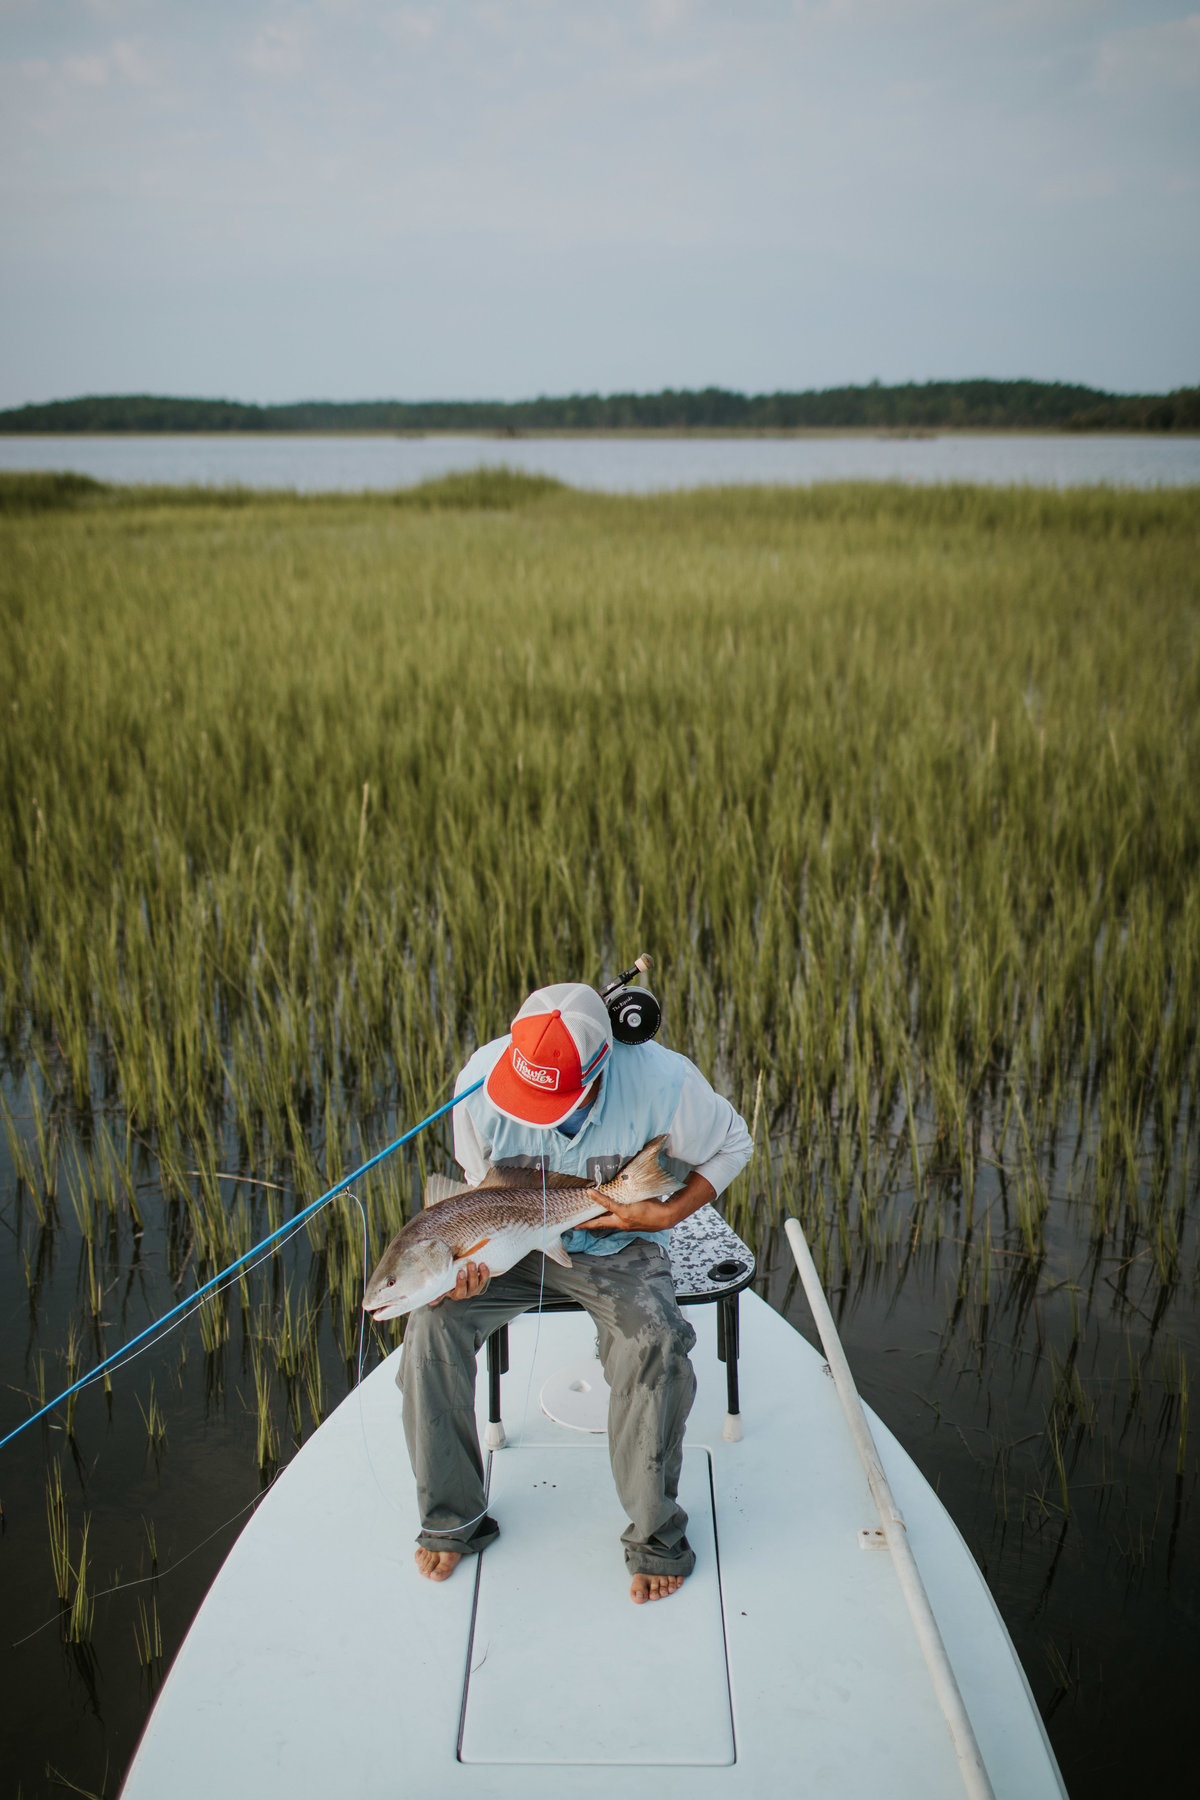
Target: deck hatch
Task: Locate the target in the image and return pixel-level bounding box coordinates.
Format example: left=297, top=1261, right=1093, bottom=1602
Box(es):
left=458, top=1445, right=734, bottom=1766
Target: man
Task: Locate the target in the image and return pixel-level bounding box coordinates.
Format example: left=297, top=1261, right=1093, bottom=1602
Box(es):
left=399, top=981, right=752, bottom=1604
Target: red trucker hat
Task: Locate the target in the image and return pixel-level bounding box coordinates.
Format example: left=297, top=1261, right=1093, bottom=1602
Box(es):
left=486, top=983, right=613, bottom=1128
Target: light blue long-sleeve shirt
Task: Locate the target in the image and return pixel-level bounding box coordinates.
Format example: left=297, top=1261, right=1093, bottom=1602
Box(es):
left=453, top=1037, right=752, bottom=1257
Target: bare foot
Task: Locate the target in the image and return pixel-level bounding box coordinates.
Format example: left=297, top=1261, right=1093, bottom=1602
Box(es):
left=415, top=1548, right=462, bottom=1582
left=630, top=1571, right=686, bottom=1604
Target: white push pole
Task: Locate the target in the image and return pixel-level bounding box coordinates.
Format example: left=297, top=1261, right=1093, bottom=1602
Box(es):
left=783, top=1218, right=997, bottom=1800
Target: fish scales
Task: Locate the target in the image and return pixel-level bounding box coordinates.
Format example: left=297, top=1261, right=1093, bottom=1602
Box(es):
left=404, top=1180, right=598, bottom=1258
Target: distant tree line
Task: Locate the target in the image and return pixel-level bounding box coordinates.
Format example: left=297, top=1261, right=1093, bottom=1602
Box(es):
left=2, top=380, right=1198, bottom=434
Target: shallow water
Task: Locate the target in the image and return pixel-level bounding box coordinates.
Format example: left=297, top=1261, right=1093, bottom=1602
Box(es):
left=0, top=1062, right=1195, bottom=1799
left=1, top=430, right=1199, bottom=492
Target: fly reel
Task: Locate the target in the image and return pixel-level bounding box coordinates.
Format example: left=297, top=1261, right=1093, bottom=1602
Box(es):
left=600, top=953, right=662, bottom=1045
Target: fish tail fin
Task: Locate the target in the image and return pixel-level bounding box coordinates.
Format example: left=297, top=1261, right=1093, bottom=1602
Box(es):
left=618, top=1135, right=684, bottom=1201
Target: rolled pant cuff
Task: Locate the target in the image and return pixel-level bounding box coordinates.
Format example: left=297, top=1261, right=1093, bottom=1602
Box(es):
left=624, top=1539, right=696, bottom=1579
left=416, top=1514, right=500, bottom=1558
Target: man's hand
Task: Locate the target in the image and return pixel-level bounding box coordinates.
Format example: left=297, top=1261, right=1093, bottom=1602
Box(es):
left=581, top=1173, right=717, bottom=1235
left=429, top=1259, right=490, bottom=1305
left=583, top=1197, right=676, bottom=1233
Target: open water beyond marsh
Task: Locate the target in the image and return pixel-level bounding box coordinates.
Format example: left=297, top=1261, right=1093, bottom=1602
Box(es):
left=0, top=478, right=1197, bottom=1797
left=2, top=428, right=1200, bottom=491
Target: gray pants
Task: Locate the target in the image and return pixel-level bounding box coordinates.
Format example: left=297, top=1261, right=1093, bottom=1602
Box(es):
left=398, top=1239, right=698, bottom=1576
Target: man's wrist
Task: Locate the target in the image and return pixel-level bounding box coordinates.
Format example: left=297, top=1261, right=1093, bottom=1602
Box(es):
left=661, top=1173, right=716, bottom=1228
left=582, top=1173, right=717, bottom=1234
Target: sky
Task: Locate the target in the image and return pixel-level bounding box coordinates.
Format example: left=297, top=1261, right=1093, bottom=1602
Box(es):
left=0, top=0, right=1197, bottom=407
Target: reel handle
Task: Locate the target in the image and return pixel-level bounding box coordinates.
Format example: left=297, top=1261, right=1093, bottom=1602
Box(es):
left=600, top=952, right=653, bottom=1000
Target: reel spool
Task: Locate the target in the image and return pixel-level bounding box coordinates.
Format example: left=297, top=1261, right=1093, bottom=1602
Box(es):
left=600, top=953, right=662, bottom=1046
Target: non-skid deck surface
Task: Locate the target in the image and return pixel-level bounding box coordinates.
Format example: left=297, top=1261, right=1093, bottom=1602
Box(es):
left=120, top=1297, right=1066, bottom=1799
left=460, top=1446, right=733, bottom=1765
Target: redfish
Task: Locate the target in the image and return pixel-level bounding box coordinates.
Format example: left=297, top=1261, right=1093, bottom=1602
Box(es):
left=362, top=1137, right=678, bottom=1319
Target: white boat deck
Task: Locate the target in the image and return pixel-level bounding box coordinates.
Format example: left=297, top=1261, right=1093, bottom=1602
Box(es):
left=120, top=1294, right=1067, bottom=1799
left=461, top=1444, right=733, bottom=1766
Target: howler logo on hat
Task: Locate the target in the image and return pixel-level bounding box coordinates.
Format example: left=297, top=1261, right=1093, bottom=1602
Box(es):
left=511, top=1049, right=559, bottom=1092
left=486, top=982, right=613, bottom=1128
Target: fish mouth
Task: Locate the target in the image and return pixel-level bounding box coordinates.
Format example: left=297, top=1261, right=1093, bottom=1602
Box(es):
left=363, top=1290, right=407, bottom=1316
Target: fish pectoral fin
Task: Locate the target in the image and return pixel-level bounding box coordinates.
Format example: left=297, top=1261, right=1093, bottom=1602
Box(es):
left=542, top=1239, right=573, bottom=1268
left=457, top=1237, right=491, bottom=1260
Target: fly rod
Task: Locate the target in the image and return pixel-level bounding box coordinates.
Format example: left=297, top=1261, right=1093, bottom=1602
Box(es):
left=783, top=1216, right=997, bottom=1800
left=0, top=1079, right=485, bottom=1456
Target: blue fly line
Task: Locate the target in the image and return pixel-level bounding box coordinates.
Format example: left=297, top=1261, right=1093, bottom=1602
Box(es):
left=0, top=1079, right=485, bottom=1456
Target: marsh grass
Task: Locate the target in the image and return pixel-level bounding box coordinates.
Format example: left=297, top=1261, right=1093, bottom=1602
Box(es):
left=1, top=474, right=1198, bottom=1790
left=43, top=1459, right=94, bottom=1642
left=136, top=1378, right=167, bottom=1449
left=133, top=1594, right=163, bottom=1671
